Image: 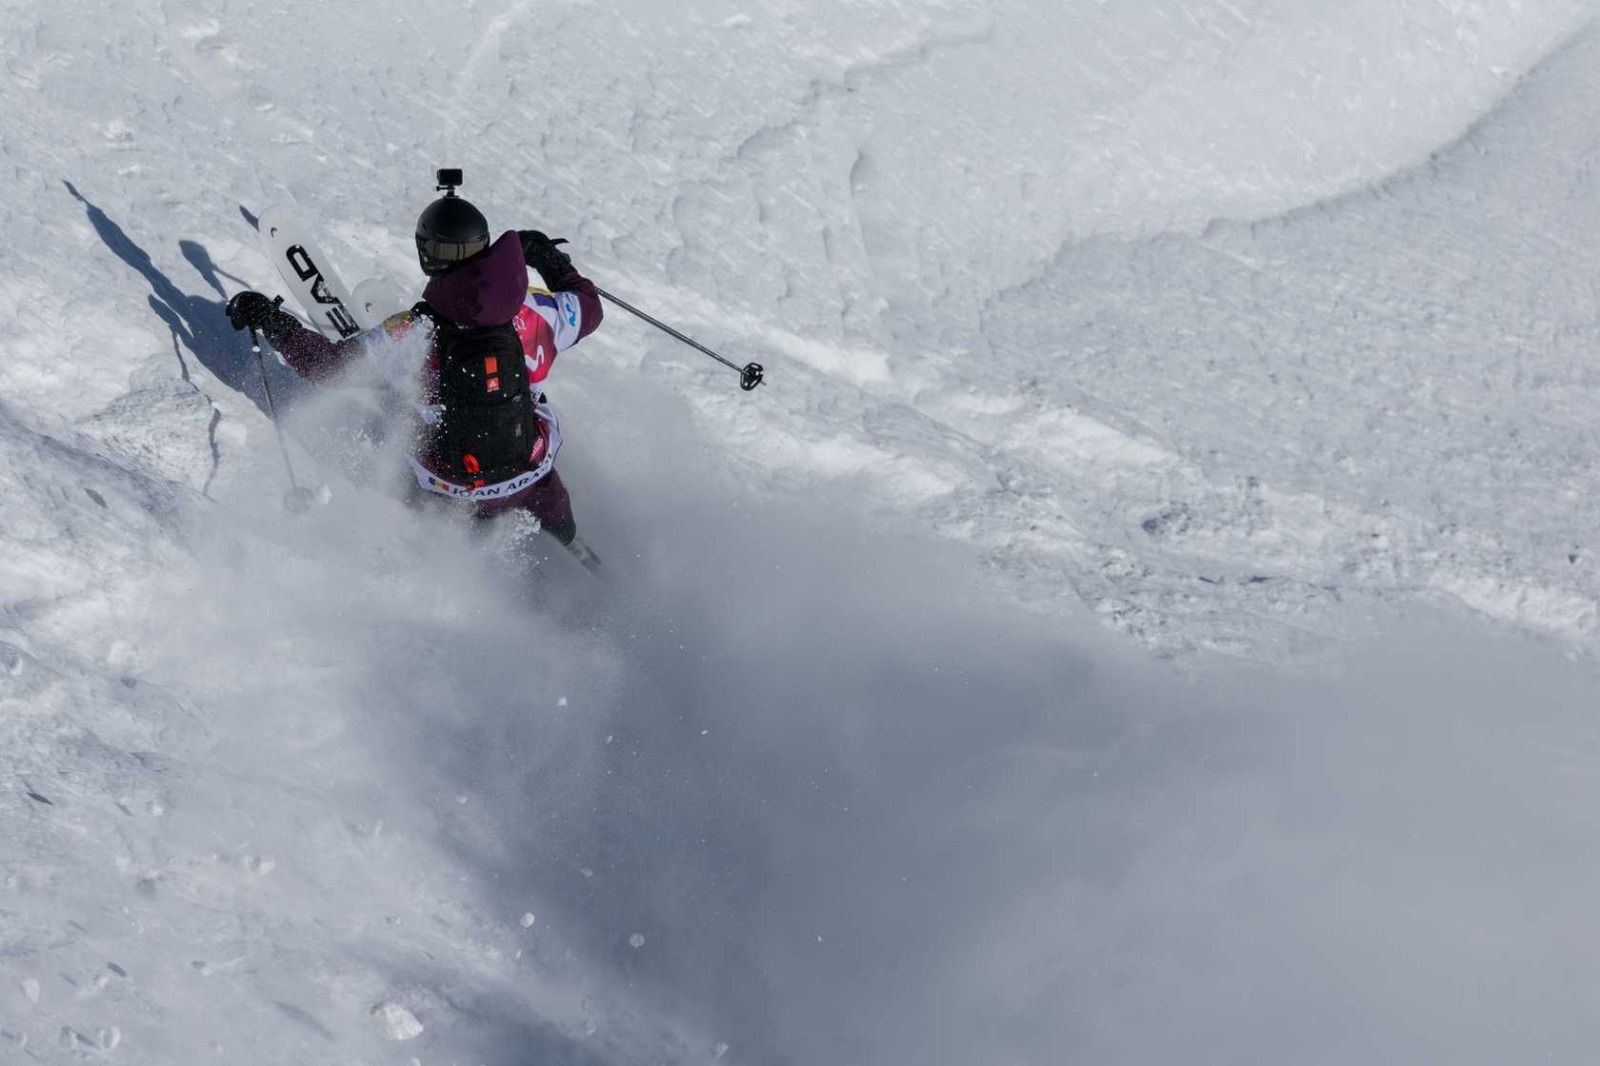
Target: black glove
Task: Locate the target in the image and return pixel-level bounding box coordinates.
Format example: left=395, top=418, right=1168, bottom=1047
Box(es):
left=518, top=230, right=574, bottom=284
left=226, top=292, right=300, bottom=345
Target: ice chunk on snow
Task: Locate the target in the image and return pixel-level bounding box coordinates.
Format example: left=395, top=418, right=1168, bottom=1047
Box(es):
left=21, top=976, right=40, bottom=1003
left=520, top=912, right=536, bottom=928
left=628, top=933, right=646, bottom=949
left=373, top=1002, right=424, bottom=1041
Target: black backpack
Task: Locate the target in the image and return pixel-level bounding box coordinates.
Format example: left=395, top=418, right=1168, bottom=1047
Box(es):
left=424, top=308, right=537, bottom=484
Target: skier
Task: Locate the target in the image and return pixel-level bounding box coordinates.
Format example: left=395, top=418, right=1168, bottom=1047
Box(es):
left=224, top=177, right=603, bottom=567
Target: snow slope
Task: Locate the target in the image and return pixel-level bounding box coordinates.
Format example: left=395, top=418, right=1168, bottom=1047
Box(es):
left=5, top=1, right=1600, bottom=1063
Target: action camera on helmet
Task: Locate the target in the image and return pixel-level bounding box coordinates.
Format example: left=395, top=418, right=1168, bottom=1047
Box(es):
left=416, top=168, right=488, bottom=276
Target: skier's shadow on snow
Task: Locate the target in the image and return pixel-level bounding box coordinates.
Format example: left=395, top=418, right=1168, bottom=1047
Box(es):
left=63, top=180, right=307, bottom=416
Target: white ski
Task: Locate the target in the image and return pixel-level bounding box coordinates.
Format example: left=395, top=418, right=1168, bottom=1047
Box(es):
left=257, top=205, right=371, bottom=340
left=351, top=277, right=410, bottom=326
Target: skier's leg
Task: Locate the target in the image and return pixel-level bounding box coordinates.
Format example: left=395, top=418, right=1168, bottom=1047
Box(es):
left=521, top=469, right=577, bottom=546
left=525, top=470, right=602, bottom=573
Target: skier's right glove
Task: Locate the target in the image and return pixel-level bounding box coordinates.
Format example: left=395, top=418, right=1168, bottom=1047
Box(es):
left=226, top=291, right=301, bottom=345
left=519, top=231, right=575, bottom=286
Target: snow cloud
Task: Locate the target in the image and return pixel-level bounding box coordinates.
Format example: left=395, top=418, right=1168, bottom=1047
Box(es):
left=320, top=391, right=1600, bottom=1066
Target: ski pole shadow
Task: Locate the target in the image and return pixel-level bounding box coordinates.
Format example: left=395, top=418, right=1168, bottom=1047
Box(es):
left=63, top=180, right=308, bottom=416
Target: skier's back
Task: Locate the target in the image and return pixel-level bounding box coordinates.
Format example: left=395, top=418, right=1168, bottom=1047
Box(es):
left=227, top=174, right=603, bottom=558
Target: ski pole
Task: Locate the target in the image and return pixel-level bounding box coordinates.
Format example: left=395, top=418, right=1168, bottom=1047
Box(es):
left=249, top=304, right=316, bottom=513
left=594, top=286, right=765, bottom=392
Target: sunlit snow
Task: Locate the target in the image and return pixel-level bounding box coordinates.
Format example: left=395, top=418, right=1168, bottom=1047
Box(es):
left=4, top=1, right=1600, bottom=1064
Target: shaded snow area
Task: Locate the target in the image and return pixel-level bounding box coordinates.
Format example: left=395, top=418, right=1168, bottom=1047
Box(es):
left=6, top=1, right=1600, bottom=1063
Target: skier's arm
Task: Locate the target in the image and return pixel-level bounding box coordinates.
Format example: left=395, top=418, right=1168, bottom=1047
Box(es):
left=225, top=291, right=368, bottom=381
left=520, top=231, right=603, bottom=351
left=268, top=320, right=373, bottom=381
left=538, top=271, right=602, bottom=354
left=555, top=271, right=603, bottom=347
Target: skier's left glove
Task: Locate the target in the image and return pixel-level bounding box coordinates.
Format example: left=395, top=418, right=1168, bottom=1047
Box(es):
left=226, top=291, right=301, bottom=345
left=519, top=231, right=575, bottom=285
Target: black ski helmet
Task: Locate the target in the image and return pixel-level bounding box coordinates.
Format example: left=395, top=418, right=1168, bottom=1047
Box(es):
left=415, top=170, right=489, bottom=276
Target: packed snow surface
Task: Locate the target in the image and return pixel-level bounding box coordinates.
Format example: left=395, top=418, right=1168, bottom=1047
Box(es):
left=5, top=0, right=1600, bottom=1063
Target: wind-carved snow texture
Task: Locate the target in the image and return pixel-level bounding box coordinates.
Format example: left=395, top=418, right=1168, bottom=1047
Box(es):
left=6, top=0, right=1600, bottom=1063
left=970, top=25, right=1600, bottom=659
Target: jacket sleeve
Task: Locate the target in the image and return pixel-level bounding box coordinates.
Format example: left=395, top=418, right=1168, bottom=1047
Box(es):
left=536, top=266, right=603, bottom=354
left=561, top=271, right=603, bottom=346
left=264, top=317, right=376, bottom=382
